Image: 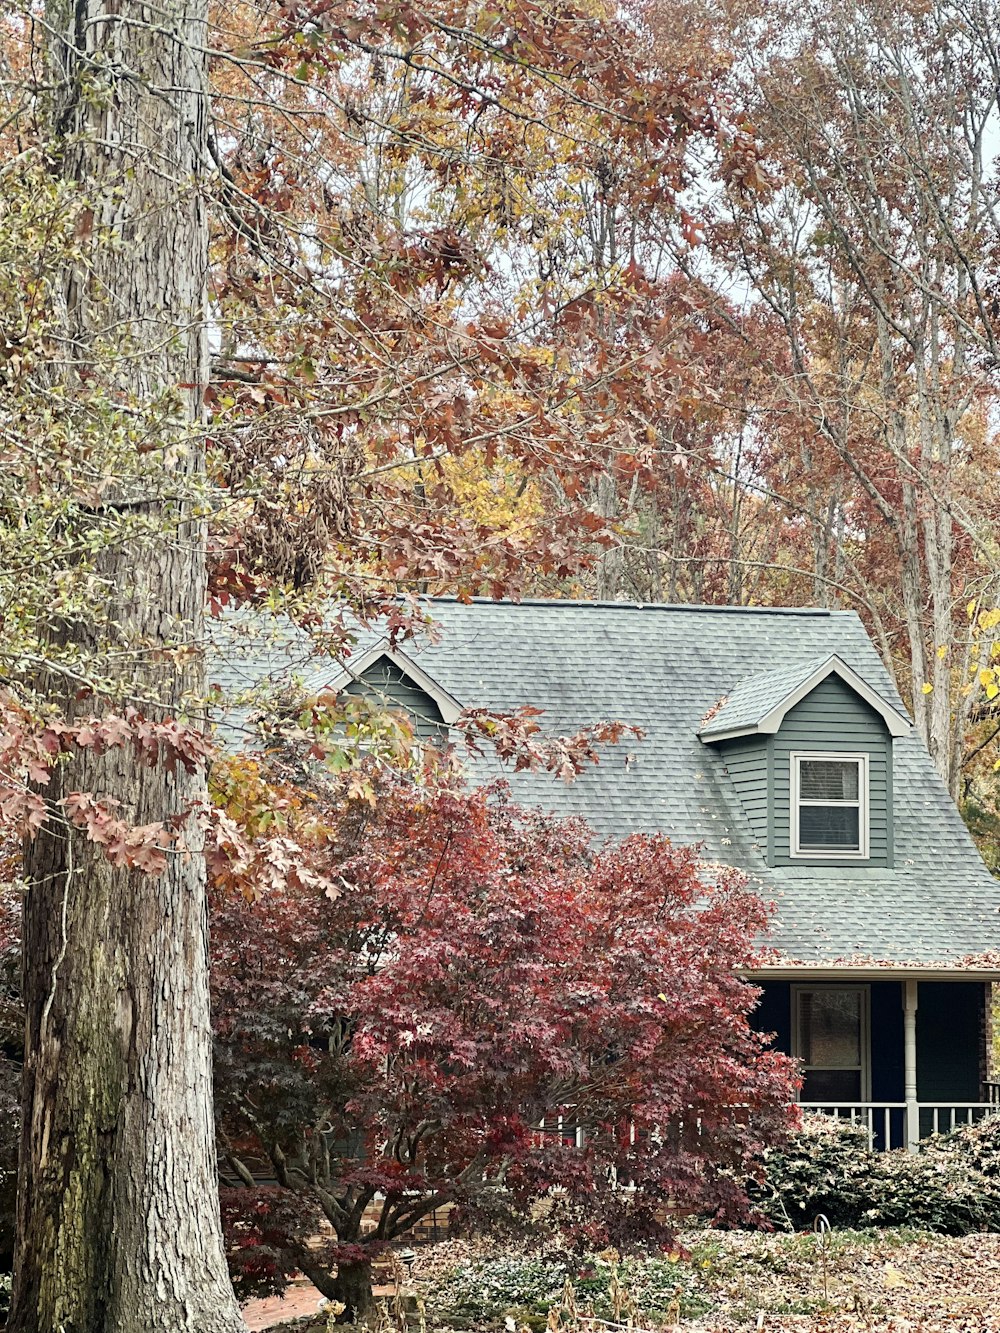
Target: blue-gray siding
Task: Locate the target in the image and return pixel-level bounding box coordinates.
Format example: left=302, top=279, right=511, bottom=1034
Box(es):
left=721, top=736, right=770, bottom=856
left=718, top=675, right=893, bottom=868
left=771, top=675, right=893, bottom=868
left=342, top=658, right=447, bottom=742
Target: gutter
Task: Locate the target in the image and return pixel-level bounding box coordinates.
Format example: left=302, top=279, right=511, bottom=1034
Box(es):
left=742, top=965, right=1000, bottom=982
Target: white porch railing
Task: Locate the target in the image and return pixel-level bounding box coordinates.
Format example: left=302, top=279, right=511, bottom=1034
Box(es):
left=802, top=1100, right=1000, bottom=1152
left=921, top=1103, right=1000, bottom=1135
left=801, top=1101, right=905, bottom=1150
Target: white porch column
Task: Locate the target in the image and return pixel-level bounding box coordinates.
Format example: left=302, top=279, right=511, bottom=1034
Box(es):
left=903, top=979, right=919, bottom=1152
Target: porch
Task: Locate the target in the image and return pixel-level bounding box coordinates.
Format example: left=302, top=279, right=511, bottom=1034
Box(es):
left=800, top=1098, right=1000, bottom=1151
left=752, top=973, right=1000, bottom=1152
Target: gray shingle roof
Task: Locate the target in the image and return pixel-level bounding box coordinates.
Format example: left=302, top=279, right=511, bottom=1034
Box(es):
left=698, top=652, right=911, bottom=740
left=208, top=599, right=1000, bottom=969
left=698, top=655, right=835, bottom=737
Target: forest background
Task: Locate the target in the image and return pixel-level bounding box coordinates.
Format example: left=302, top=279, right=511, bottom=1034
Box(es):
left=5, top=0, right=1000, bottom=817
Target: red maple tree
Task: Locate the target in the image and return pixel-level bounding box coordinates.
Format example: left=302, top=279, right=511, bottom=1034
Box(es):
left=211, top=767, right=797, bottom=1317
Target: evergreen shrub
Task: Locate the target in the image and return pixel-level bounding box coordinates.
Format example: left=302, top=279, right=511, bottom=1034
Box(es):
left=753, top=1112, right=1000, bottom=1235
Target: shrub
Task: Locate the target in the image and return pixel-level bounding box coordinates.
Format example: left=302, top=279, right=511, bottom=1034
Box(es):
left=931, top=1113, right=1000, bottom=1179
left=428, top=1253, right=567, bottom=1322
left=426, top=1250, right=712, bottom=1327
left=750, top=1114, right=875, bottom=1229
left=752, top=1113, right=1000, bottom=1235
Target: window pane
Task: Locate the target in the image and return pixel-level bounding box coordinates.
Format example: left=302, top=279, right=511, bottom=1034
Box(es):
left=799, top=805, right=860, bottom=851
left=800, top=759, right=859, bottom=801
left=799, top=991, right=861, bottom=1066
left=801, top=1068, right=862, bottom=1102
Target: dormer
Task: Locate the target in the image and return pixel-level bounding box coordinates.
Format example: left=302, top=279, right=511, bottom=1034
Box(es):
left=326, top=641, right=463, bottom=745
left=699, top=655, right=911, bottom=869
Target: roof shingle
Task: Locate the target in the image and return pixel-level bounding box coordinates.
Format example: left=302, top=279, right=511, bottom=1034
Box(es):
left=208, top=599, right=1000, bottom=968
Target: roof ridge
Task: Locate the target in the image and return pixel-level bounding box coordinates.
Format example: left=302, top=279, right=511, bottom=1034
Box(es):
left=423, top=596, right=837, bottom=616
left=728, top=652, right=836, bottom=682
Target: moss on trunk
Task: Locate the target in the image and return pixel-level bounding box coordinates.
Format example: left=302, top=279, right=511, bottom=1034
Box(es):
left=8, top=0, right=245, bottom=1328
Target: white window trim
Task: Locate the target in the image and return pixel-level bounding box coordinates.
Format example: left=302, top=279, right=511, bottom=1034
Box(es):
left=790, top=750, right=869, bottom=860
left=791, top=983, right=871, bottom=1102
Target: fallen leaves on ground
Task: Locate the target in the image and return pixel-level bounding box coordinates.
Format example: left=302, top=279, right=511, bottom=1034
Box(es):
left=680, top=1228, right=1000, bottom=1331
left=260, top=1230, right=1000, bottom=1332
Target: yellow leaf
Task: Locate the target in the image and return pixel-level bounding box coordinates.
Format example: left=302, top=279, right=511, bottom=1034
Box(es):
left=936, top=644, right=948, bottom=660
left=968, top=599, right=978, bottom=618
left=921, top=682, right=933, bottom=694
left=979, top=668, right=995, bottom=688
left=987, top=683, right=1000, bottom=701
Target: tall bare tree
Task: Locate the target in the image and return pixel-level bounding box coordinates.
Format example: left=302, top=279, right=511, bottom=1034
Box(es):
left=651, top=0, right=1000, bottom=793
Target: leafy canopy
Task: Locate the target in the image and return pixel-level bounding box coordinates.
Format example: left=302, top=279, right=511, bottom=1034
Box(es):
left=212, top=762, right=797, bottom=1305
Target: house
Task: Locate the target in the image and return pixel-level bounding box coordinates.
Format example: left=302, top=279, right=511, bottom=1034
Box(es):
left=213, top=598, right=1000, bottom=1151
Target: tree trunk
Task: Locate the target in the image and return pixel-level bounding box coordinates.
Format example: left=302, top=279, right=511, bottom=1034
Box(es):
left=332, top=1261, right=376, bottom=1323
left=10, top=0, right=244, bottom=1329
left=595, top=471, right=624, bottom=600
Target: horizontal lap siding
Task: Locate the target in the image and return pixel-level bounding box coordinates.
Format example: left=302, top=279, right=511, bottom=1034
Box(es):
left=721, top=737, right=770, bottom=852
left=751, top=981, right=792, bottom=1051
left=752, top=983, right=985, bottom=1142
left=916, top=983, right=983, bottom=1103
left=772, top=676, right=893, bottom=868
left=343, top=659, right=447, bottom=741
left=752, top=980, right=905, bottom=1102
left=870, top=982, right=904, bottom=1102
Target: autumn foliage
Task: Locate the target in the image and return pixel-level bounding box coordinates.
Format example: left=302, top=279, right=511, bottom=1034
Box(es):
left=211, top=765, right=797, bottom=1315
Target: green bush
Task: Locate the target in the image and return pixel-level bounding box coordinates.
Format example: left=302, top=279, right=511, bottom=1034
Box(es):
left=752, top=1113, right=1000, bottom=1235
left=428, top=1253, right=567, bottom=1322
left=931, top=1112, right=1000, bottom=1178
left=426, top=1251, right=711, bottom=1327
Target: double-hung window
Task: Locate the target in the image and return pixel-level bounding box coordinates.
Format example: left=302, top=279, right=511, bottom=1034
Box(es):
left=790, top=752, right=869, bottom=858
left=792, top=985, right=870, bottom=1102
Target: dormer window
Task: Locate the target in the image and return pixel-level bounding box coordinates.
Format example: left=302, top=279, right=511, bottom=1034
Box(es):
left=790, top=753, right=869, bottom=859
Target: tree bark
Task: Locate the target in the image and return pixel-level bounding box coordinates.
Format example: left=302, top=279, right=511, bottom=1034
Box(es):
left=595, top=471, right=625, bottom=601
left=331, top=1261, right=376, bottom=1323
left=10, top=1, right=244, bottom=1330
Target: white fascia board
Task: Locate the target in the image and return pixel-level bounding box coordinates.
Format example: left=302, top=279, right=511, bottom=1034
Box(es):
left=698, top=725, right=760, bottom=744
left=742, top=965, right=1000, bottom=981
left=324, top=640, right=464, bottom=725
left=755, top=655, right=911, bottom=738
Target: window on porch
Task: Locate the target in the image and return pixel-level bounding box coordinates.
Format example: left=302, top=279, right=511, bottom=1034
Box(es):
left=792, top=985, right=870, bottom=1102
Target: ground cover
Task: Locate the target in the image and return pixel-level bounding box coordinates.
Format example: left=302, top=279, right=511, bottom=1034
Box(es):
left=251, top=1230, right=1000, bottom=1332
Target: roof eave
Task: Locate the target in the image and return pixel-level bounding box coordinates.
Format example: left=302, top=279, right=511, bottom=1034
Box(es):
left=743, top=964, right=1000, bottom=981
left=756, top=654, right=911, bottom=738
left=699, top=654, right=912, bottom=743
left=699, top=725, right=760, bottom=744
left=326, top=641, right=464, bottom=725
